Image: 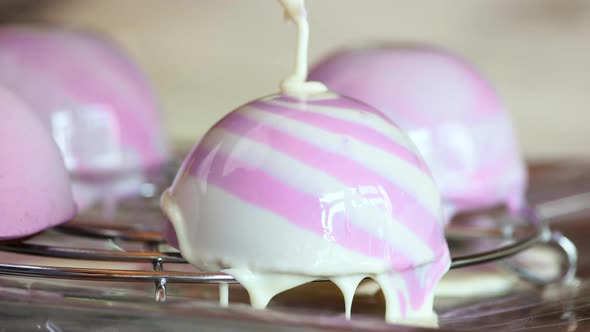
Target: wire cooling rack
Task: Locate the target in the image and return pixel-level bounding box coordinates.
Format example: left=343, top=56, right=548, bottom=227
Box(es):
left=0, top=162, right=579, bottom=304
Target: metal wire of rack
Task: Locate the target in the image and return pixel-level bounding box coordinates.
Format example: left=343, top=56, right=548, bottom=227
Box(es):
left=0, top=209, right=578, bottom=304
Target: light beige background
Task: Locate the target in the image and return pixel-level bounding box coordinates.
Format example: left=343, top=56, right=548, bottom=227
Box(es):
left=22, top=1, right=590, bottom=159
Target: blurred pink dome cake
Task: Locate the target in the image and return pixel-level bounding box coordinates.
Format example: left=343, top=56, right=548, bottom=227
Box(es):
left=309, top=45, right=527, bottom=220
left=0, top=26, right=169, bottom=211
left=0, top=87, right=76, bottom=240
left=161, top=91, right=450, bottom=323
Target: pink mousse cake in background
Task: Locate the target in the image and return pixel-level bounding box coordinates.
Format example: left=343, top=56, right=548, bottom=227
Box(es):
left=0, top=87, right=76, bottom=240
left=309, top=45, right=528, bottom=221
left=0, top=26, right=169, bottom=212
left=161, top=92, right=450, bottom=323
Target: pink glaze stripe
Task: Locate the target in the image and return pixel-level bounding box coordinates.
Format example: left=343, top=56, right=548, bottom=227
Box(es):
left=397, top=291, right=407, bottom=317
left=188, top=146, right=419, bottom=271
left=216, top=113, right=444, bottom=248
left=399, top=251, right=450, bottom=310
left=248, top=100, right=428, bottom=173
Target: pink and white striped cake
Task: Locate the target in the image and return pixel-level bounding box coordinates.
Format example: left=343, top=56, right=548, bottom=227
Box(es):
left=0, top=26, right=169, bottom=211
left=162, top=92, right=450, bottom=323
left=0, top=87, right=76, bottom=240
left=309, top=45, right=527, bottom=221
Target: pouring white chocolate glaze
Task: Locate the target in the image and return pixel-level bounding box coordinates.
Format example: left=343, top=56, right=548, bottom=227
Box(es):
left=278, top=0, right=327, bottom=96
left=161, top=1, right=450, bottom=325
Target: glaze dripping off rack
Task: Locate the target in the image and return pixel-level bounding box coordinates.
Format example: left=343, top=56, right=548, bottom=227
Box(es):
left=0, top=161, right=580, bottom=307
